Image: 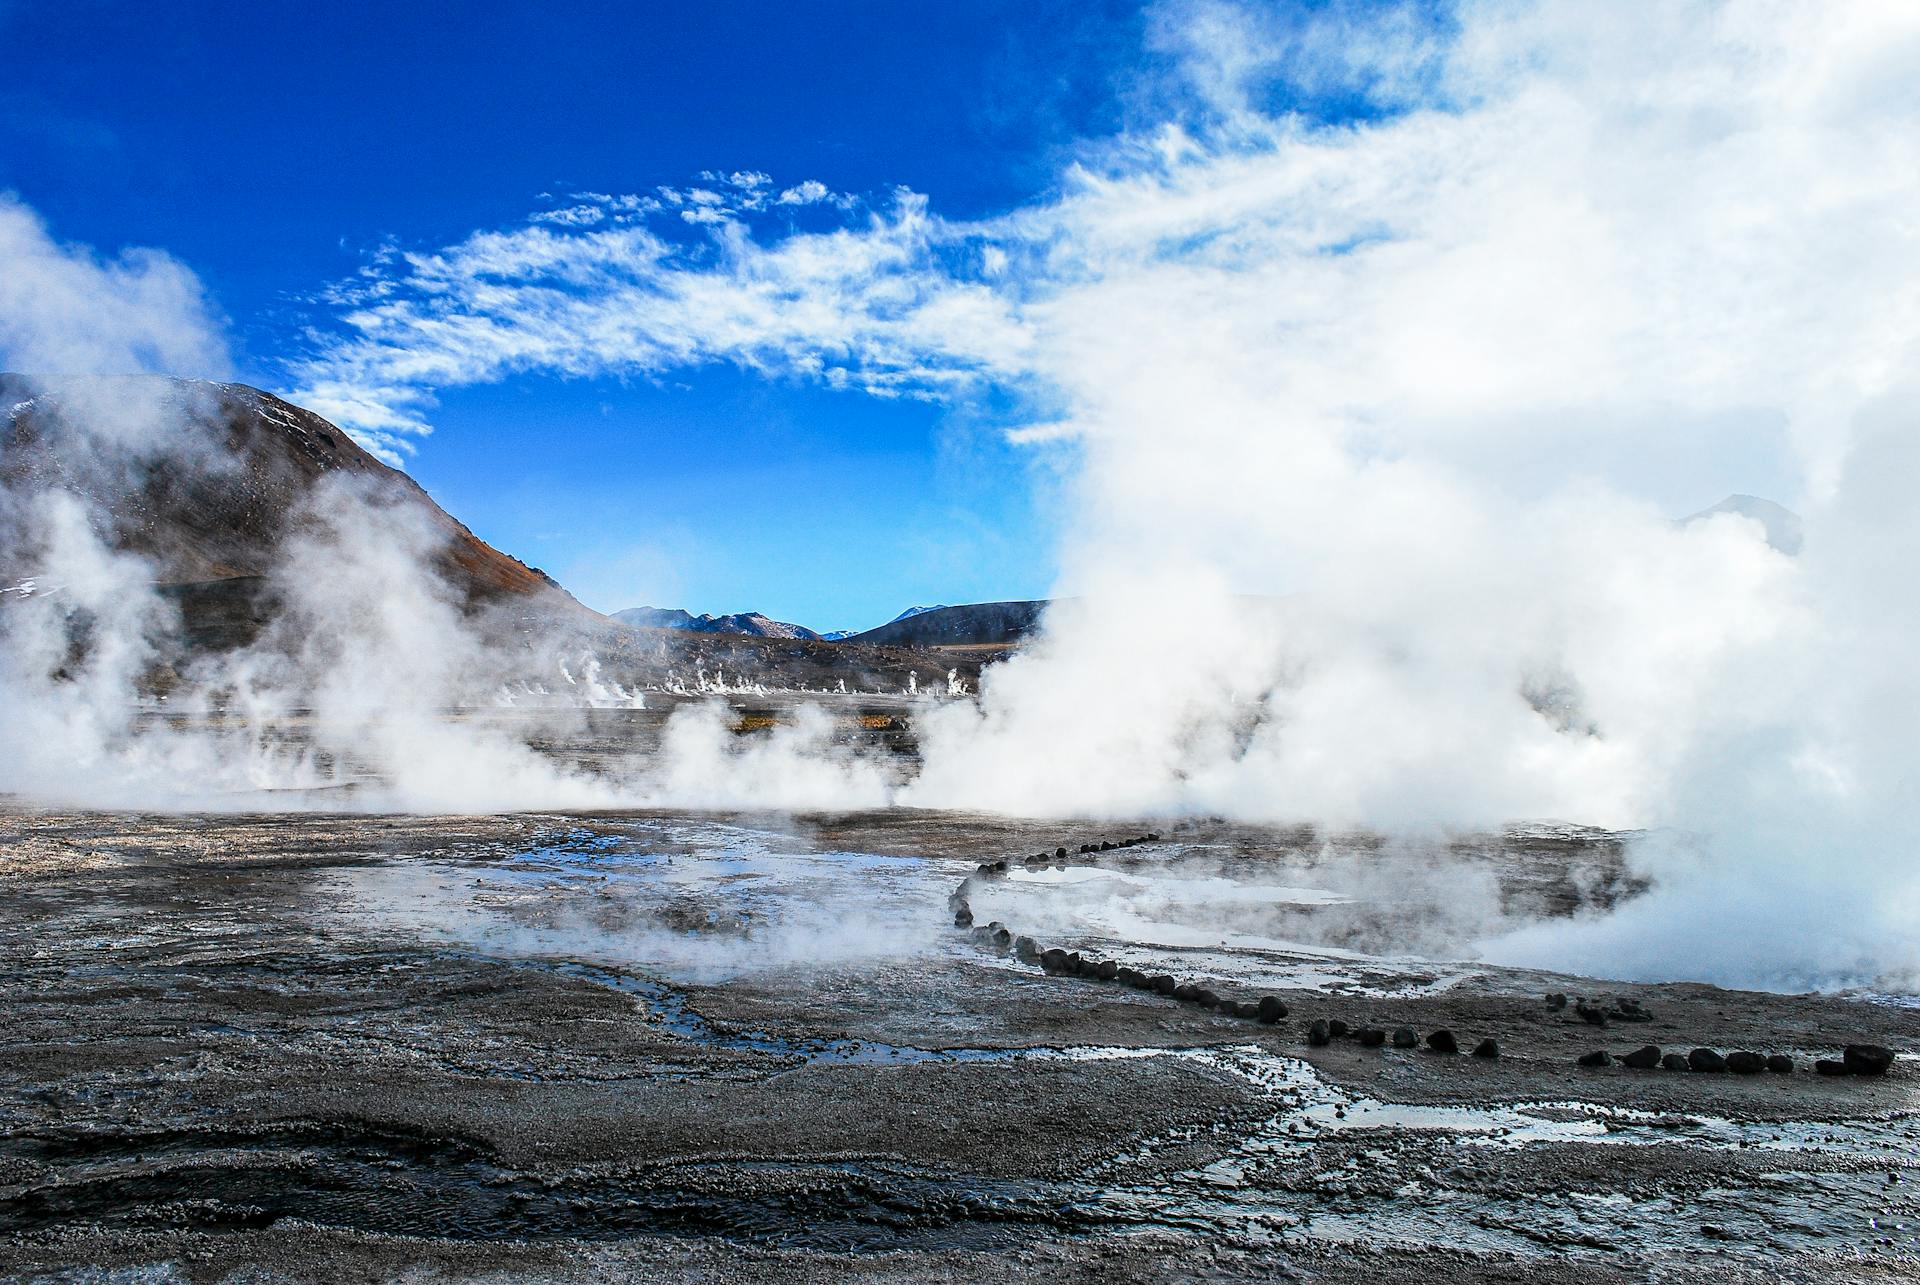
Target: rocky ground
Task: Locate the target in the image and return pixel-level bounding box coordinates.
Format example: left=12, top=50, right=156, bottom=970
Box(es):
left=0, top=803, right=1915, bottom=1282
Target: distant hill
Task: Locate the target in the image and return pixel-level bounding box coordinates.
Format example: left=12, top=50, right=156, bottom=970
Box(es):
left=612, top=606, right=824, bottom=641
left=610, top=598, right=1048, bottom=651
left=845, top=599, right=1047, bottom=648
left=1681, top=494, right=1803, bottom=555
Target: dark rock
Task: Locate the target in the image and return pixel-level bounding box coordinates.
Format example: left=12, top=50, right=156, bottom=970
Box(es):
left=1425, top=1029, right=1459, bottom=1055
left=1661, top=1053, right=1691, bottom=1071
left=1327, top=1019, right=1350, bottom=1038
left=1308, top=1019, right=1332, bottom=1047
left=1687, top=1048, right=1727, bottom=1073
left=1844, top=1044, right=1894, bottom=1077
left=1726, top=1051, right=1766, bottom=1075
left=1151, top=974, right=1179, bottom=996
left=1255, top=996, right=1289, bottom=1023
left=1766, top=1054, right=1794, bottom=1074
left=1095, top=960, right=1119, bottom=981
left=1392, top=1027, right=1419, bottom=1049
left=1577, top=1050, right=1612, bottom=1067
left=1815, top=1059, right=1851, bottom=1076
left=1472, top=1038, right=1499, bottom=1059
left=1545, top=993, right=1568, bottom=1010
left=1621, top=1045, right=1662, bottom=1070
left=1358, top=1028, right=1387, bottom=1048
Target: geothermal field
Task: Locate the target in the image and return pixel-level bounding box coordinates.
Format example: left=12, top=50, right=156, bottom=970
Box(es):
left=1, top=710, right=1915, bottom=1281
left=6, top=1, right=1920, bottom=1280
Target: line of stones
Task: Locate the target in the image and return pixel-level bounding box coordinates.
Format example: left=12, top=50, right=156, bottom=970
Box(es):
left=948, top=839, right=1498, bottom=1060
left=1544, top=994, right=1897, bottom=1076
left=1575, top=1041, right=1893, bottom=1077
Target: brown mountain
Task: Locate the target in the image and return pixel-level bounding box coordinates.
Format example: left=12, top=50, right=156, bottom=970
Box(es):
left=0, top=374, right=582, bottom=611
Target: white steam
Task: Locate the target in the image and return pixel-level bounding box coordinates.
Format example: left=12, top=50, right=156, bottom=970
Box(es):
left=5, top=2, right=1920, bottom=994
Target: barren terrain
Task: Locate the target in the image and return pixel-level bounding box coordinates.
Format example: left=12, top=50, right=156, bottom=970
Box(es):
left=2, top=759, right=1914, bottom=1282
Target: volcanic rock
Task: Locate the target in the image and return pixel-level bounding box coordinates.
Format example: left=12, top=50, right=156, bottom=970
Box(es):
left=1844, top=1044, right=1894, bottom=1076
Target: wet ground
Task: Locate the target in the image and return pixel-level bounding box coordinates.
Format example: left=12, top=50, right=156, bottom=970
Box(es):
left=1, top=805, right=1915, bottom=1282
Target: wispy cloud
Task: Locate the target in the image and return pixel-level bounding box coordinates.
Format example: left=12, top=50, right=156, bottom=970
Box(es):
left=289, top=183, right=1028, bottom=462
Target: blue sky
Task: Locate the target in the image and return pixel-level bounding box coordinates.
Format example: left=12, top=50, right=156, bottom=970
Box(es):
left=0, top=0, right=1157, bottom=629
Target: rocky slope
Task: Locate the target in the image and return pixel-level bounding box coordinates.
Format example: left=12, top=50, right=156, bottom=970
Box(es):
left=1, top=374, right=583, bottom=611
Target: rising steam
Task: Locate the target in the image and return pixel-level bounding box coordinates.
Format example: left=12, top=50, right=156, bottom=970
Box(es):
left=3, top=1, right=1919, bottom=993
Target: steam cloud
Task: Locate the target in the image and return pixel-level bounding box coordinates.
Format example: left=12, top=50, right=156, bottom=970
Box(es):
left=3, top=1, right=1919, bottom=994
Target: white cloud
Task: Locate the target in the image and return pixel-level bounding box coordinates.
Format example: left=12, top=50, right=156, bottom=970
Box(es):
left=288, top=189, right=1029, bottom=461
left=776, top=179, right=832, bottom=206
left=530, top=204, right=607, bottom=227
